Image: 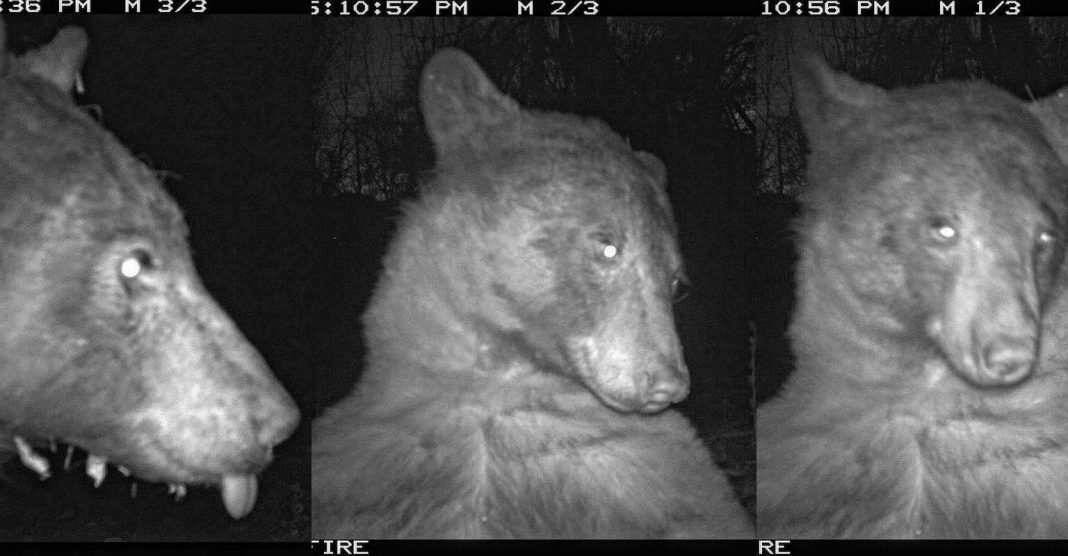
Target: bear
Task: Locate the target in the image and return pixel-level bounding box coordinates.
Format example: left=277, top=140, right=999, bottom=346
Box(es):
left=0, top=21, right=299, bottom=521
left=311, top=48, right=753, bottom=539
left=756, top=54, right=1068, bottom=538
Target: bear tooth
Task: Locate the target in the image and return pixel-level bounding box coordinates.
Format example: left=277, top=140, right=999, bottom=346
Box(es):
left=117, top=465, right=131, bottom=476
left=221, top=474, right=257, bottom=519
left=13, top=436, right=50, bottom=480
left=63, top=445, right=74, bottom=470
left=168, top=483, right=187, bottom=501
left=86, top=454, right=107, bottom=487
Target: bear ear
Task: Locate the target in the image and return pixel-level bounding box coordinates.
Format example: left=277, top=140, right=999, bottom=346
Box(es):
left=20, top=26, right=87, bottom=95
left=635, top=151, right=667, bottom=188
left=1029, top=86, right=1068, bottom=166
left=635, top=151, right=675, bottom=214
left=792, top=53, right=888, bottom=144
left=419, top=48, right=519, bottom=159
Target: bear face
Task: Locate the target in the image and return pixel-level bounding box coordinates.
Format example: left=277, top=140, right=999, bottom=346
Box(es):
left=793, top=54, right=1068, bottom=390
left=0, top=23, right=298, bottom=519
left=375, top=48, right=692, bottom=414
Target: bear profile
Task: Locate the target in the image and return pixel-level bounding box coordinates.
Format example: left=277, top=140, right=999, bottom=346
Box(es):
left=0, top=21, right=298, bottom=522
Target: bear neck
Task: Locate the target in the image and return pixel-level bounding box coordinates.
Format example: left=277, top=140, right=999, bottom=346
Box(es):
left=788, top=238, right=939, bottom=406
left=357, top=193, right=568, bottom=406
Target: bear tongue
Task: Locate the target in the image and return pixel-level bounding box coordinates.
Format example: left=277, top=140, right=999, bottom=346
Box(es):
left=221, top=474, right=258, bottom=519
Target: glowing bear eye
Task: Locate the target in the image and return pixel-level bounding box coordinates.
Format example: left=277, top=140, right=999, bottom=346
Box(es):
left=120, top=257, right=142, bottom=278
left=120, top=249, right=154, bottom=278
left=928, top=218, right=957, bottom=243
left=1039, top=230, right=1056, bottom=247
left=601, top=244, right=617, bottom=259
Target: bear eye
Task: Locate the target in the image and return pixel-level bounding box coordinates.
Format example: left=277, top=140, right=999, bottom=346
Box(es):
left=119, top=249, right=154, bottom=279
left=1036, top=230, right=1060, bottom=269
left=1038, top=230, right=1057, bottom=250
left=671, top=271, right=691, bottom=303
left=928, top=217, right=958, bottom=243
left=593, top=234, right=620, bottom=261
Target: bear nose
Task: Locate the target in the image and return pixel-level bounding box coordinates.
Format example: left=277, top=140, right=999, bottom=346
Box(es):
left=253, top=390, right=300, bottom=448
left=642, top=363, right=690, bottom=413
left=977, top=338, right=1036, bottom=386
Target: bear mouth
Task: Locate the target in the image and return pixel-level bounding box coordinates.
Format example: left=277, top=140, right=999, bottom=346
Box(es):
left=925, top=315, right=1040, bottom=389
left=10, top=435, right=261, bottom=519
left=566, top=338, right=642, bottom=413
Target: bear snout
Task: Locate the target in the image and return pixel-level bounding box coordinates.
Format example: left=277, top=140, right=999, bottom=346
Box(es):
left=640, top=362, right=691, bottom=413
left=974, top=335, right=1038, bottom=387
